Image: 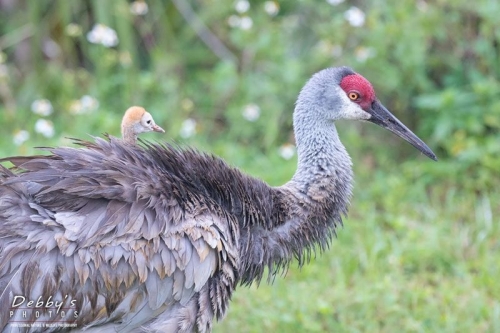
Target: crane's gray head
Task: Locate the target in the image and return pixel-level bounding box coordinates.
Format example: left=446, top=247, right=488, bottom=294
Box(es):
left=295, top=67, right=437, bottom=160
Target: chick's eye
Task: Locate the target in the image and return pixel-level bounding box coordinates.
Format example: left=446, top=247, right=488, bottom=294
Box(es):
left=348, top=92, right=360, bottom=101
left=146, top=120, right=151, bottom=124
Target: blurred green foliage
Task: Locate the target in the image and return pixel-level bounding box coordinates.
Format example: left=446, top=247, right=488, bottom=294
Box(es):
left=0, top=0, right=499, bottom=331
left=416, top=79, right=500, bottom=192
left=1, top=0, right=498, bottom=191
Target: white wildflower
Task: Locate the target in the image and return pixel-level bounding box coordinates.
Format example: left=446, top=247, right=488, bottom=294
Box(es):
left=344, top=7, right=365, bottom=27
left=34, top=119, right=55, bottom=138
left=279, top=144, right=296, bottom=160
left=242, top=103, right=260, bottom=122
left=228, top=15, right=241, bottom=28
left=235, top=0, right=250, bottom=14
left=130, top=1, right=148, bottom=15
left=264, top=1, right=279, bottom=16
left=69, top=95, right=99, bottom=115
left=180, top=119, right=197, bottom=138
left=327, top=0, right=344, bottom=5
left=80, top=95, right=99, bottom=112
left=13, top=130, right=29, bottom=146
left=228, top=14, right=253, bottom=30
left=239, top=16, right=253, bottom=30
left=31, top=99, right=53, bottom=116
left=355, top=47, right=376, bottom=62
left=65, top=23, right=82, bottom=37
left=87, top=24, right=119, bottom=47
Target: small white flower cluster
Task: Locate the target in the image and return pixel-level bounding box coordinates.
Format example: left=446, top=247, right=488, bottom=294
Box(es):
left=31, top=99, right=53, bottom=116
left=130, top=1, right=148, bottom=16
left=27, top=98, right=55, bottom=140
left=279, top=144, right=296, bottom=160
left=180, top=119, right=197, bottom=138
left=228, top=15, right=253, bottom=30
left=228, top=0, right=253, bottom=30
left=242, top=103, right=260, bottom=122
left=264, top=1, right=279, bottom=16
left=69, top=95, right=100, bottom=115
left=87, top=24, right=119, bottom=47
left=234, top=0, right=250, bottom=13
left=34, top=119, right=55, bottom=138
left=13, top=130, right=30, bottom=146
left=344, top=6, right=365, bottom=27
left=325, top=0, right=366, bottom=26
left=228, top=0, right=279, bottom=29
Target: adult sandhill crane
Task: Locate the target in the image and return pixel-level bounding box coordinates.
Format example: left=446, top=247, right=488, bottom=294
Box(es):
left=0, top=67, right=436, bottom=332
left=121, top=106, right=165, bottom=144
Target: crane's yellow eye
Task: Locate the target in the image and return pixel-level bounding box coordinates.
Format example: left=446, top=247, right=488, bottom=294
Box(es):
left=348, top=92, right=360, bottom=101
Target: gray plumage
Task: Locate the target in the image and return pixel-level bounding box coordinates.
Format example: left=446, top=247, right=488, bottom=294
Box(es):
left=0, top=67, right=436, bottom=332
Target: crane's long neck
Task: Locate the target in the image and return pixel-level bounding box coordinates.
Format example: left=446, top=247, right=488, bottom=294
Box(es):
left=239, top=107, right=353, bottom=284
left=122, top=125, right=137, bottom=145
left=291, top=114, right=352, bottom=195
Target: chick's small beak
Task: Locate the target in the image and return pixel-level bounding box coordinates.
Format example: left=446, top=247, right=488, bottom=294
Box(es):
left=368, top=100, right=437, bottom=161
left=152, top=124, right=165, bottom=133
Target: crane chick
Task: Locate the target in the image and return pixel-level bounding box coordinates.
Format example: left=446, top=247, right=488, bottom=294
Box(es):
left=121, top=106, right=165, bottom=144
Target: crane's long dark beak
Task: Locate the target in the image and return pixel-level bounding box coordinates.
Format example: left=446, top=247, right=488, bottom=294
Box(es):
left=368, top=100, right=437, bottom=161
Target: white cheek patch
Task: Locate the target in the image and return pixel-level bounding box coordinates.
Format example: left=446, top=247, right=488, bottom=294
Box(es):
left=342, top=103, right=371, bottom=120
left=141, top=114, right=153, bottom=126
left=336, top=89, right=371, bottom=120
left=133, top=122, right=147, bottom=134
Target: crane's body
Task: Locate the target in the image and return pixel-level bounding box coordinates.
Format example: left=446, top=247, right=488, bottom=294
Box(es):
left=0, top=67, right=435, bottom=332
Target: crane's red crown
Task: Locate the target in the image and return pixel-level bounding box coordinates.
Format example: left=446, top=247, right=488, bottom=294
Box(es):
left=339, top=74, right=375, bottom=110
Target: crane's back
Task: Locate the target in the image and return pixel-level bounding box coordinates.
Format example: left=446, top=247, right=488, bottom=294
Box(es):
left=0, top=137, right=264, bottom=332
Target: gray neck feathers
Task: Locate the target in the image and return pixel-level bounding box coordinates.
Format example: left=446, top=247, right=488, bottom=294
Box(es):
left=240, top=97, right=353, bottom=284
left=292, top=115, right=351, bottom=190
